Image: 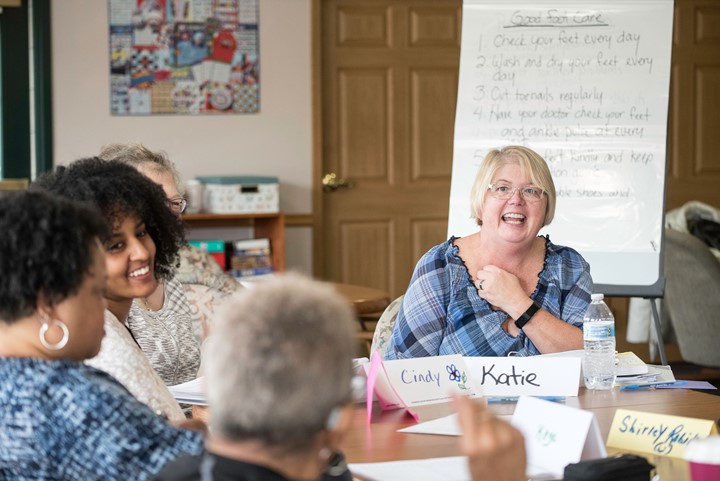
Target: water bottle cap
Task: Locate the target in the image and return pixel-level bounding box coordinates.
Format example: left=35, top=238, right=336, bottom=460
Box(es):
left=591, top=293, right=604, bottom=301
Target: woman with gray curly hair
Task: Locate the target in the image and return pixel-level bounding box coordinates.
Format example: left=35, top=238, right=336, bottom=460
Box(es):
left=154, top=273, right=356, bottom=481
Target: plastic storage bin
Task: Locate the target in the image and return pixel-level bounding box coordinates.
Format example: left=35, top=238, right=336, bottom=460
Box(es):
left=197, top=176, right=279, bottom=214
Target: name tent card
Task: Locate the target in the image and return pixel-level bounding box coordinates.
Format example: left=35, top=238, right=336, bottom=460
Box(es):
left=365, top=354, right=480, bottom=411
left=464, top=356, right=581, bottom=396
left=606, top=409, right=719, bottom=459
left=512, top=396, right=607, bottom=478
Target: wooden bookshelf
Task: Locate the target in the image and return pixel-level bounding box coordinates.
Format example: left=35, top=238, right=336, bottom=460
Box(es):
left=181, top=212, right=285, bottom=272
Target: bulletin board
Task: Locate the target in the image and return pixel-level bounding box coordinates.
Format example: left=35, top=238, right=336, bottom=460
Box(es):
left=108, top=0, right=260, bottom=115
left=449, top=0, right=673, bottom=296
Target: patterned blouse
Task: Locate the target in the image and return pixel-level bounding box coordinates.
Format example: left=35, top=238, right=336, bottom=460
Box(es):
left=175, top=244, right=240, bottom=297
left=86, top=310, right=185, bottom=421
left=0, top=358, right=203, bottom=481
left=384, top=236, right=593, bottom=359
left=127, top=276, right=201, bottom=387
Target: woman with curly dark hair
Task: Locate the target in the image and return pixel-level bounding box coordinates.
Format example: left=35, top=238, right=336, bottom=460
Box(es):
left=98, top=143, right=241, bottom=340
left=33, top=158, right=201, bottom=418
left=0, top=190, right=203, bottom=480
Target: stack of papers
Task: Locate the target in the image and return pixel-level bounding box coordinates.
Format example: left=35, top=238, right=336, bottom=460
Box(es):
left=168, top=377, right=207, bottom=405
left=616, top=351, right=649, bottom=377
left=615, top=364, right=675, bottom=387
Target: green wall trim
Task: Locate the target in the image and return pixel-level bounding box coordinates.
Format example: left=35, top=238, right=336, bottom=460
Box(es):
left=32, top=0, right=53, bottom=176
left=0, top=2, right=30, bottom=178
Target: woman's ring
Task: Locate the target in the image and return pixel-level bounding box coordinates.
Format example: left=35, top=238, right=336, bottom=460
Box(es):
left=478, top=280, right=484, bottom=290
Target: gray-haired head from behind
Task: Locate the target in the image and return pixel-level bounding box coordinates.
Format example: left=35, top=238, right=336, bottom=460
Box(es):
left=204, top=273, right=357, bottom=452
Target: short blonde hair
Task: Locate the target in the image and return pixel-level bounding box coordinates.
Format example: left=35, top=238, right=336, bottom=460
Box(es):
left=470, top=145, right=556, bottom=226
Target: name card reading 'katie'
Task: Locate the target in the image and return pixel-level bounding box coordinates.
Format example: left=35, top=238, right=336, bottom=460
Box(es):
left=365, top=355, right=480, bottom=409
left=606, top=409, right=719, bottom=459
left=463, top=356, right=581, bottom=396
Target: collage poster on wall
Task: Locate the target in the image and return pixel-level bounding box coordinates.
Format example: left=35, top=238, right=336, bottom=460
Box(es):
left=108, top=0, right=260, bottom=115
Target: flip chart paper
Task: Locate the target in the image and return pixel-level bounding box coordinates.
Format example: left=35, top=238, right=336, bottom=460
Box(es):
left=512, top=396, right=607, bottom=477
left=464, top=356, right=581, bottom=396
left=606, top=409, right=719, bottom=459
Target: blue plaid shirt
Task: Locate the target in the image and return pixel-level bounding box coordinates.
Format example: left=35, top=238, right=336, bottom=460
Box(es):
left=384, top=236, right=593, bottom=359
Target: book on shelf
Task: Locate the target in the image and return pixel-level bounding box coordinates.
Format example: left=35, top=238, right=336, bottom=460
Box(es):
left=188, top=240, right=227, bottom=270
left=230, top=238, right=273, bottom=278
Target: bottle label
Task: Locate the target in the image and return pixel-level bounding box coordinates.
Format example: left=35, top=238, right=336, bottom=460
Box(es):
left=583, top=323, right=615, bottom=341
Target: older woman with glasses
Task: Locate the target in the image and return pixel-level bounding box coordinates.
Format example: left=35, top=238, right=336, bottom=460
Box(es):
left=385, top=145, right=593, bottom=359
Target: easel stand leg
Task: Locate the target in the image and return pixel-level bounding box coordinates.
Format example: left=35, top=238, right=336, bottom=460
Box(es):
left=648, top=298, right=668, bottom=366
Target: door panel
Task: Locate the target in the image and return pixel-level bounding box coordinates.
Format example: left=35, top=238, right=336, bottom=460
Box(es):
left=665, top=0, right=720, bottom=210
left=321, top=0, right=461, bottom=298
left=339, top=69, right=390, bottom=179
left=410, top=68, right=458, bottom=180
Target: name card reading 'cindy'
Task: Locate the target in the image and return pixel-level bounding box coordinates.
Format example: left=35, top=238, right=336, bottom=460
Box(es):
left=365, top=354, right=480, bottom=410
left=463, top=356, right=581, bottom=396
left=606, top=409, right=719, bottom=459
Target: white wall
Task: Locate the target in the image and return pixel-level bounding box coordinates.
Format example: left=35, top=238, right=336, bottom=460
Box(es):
left=51, top=0, right=314, bottom=274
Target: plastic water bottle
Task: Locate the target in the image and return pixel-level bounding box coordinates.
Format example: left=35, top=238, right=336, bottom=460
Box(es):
left=583, top=293, right=616, bottom=390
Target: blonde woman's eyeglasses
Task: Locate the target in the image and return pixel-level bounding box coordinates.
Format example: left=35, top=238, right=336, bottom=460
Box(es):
left=488, top=182, right=545, bottom=203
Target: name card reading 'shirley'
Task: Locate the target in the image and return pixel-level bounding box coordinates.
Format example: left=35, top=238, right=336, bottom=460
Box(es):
left=463, top=356, right=581, bottom=396
left=606, top=409, right=719, bottom=459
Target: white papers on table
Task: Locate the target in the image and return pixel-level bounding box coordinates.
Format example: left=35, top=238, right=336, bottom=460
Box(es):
left=616, top=351, right=649, bottom=376
left=350, top=456, right=470, bottom=481
left=357, top=397, right=605, bottom=481
left=168, top=377, right=206, bottom=405
left=398, top=413, right=512, bottom=437
left=349, top=455, right=558, bottom=481
left=615, top=364, right=675, bottom=386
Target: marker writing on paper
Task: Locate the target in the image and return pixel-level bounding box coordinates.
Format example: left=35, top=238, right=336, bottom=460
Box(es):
left=480, top=364, right=540, bottom=386
left=618, top=414, right=701, bottom=455
left=400, top=369, right=441, bottom=387
left=486, top=396, right=565, bottom=404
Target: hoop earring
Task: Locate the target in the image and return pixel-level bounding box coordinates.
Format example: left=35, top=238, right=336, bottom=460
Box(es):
left=39, top=315, right=69, bottom=351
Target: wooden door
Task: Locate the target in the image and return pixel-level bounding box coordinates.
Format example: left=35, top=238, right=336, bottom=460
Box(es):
left=316, top=0, right=461, bottom=297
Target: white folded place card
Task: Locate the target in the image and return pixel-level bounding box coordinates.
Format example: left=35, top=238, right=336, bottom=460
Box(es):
left=512, top=396, right=607, bottom=477
left=463, top=356, right=581, bottom=396
left=364, top=354, right=480, bottom=410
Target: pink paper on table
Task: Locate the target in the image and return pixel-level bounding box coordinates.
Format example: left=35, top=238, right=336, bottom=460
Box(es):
left=365, top=351, right=419, bottom=424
